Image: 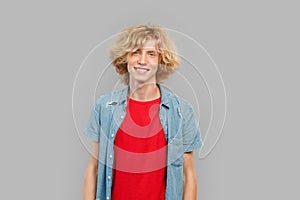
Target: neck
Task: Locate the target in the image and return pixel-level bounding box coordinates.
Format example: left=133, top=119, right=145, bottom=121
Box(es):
left=128, top=82, right=160, bottom=101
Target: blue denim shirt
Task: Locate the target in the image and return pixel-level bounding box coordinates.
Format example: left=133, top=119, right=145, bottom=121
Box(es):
left=84, top=84, right=202, bottom=200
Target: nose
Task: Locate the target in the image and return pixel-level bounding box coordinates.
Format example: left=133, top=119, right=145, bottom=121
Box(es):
left=138, top=52, right=147, bottom=65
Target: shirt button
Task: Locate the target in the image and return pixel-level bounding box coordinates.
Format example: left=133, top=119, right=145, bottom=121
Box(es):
left=106, top=196, right=110, bottom=200
left=121, top=115, right=124, bottom=119
left=109, top=154, right=112, bottom=158
left=111, top=134, right=114, bottom=138
left=108, top=176, right=111, bottom=179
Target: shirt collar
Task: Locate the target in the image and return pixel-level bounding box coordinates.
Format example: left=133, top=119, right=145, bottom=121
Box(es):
left=117, top=83, right=171, bottom=109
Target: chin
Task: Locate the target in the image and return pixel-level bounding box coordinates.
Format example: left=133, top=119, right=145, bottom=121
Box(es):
left=132, top=78, right=155, bottom=85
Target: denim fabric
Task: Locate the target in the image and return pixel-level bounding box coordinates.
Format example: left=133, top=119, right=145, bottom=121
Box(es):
left=84, top=84, right=202, bottom=200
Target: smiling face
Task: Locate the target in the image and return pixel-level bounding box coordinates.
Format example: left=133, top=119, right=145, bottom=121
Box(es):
left=127, top=39, right=159, bottom=86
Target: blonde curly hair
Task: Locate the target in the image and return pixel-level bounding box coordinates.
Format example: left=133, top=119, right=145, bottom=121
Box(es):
left=110, top=25, right=180, bottom=84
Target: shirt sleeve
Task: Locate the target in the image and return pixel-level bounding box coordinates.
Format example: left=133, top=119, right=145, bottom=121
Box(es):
left=182, top=103, right=202, bottom=152
left=83, top=99, right=101, bottom=142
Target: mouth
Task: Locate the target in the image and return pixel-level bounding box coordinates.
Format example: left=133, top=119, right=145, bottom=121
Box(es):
left=134, top=67, right=150, bottom=72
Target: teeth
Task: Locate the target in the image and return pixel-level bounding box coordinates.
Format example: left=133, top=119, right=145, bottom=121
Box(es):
left=135, top=67, right=148, bottom=72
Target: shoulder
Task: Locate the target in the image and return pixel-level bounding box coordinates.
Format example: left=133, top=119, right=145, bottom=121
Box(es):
left=174, top=94, right=193, bottom=108
left=174, top=95, right=195, bottom=117
left=159, top=84, right=194, bottom=112
left=94, top=86, right=128, bottom=107
left=162, top=86, right=193, bottom=108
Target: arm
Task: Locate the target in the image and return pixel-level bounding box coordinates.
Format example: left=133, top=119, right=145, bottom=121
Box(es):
left=83, top=142, right=99, bottom=200
left=183, top=151, right=197, bottom=200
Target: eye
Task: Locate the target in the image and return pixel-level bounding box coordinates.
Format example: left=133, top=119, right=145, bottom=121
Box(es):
left=132, top=49, right=141, bottom=55
left=148, top=52, right=157, bottom=57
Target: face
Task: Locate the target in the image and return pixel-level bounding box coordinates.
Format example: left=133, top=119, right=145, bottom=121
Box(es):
left=127, top=39, right=159, bottom=85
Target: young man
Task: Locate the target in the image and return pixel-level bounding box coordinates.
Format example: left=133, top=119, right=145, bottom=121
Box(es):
left=83, top=25, right=202, bottom=200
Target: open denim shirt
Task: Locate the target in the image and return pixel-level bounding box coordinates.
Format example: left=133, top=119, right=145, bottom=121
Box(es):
left=84, top=84, right=202, bottom=200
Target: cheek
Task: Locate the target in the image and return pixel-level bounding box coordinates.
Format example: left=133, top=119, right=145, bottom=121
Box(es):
left=151, top=60, right=159, bottom=69
left=154, top=57, right=159, bottom=65
left=127, top=59, right=134, bottom=70
left=127, top=63, right=132, bottom=72
left=128, top=57, right=137, bottom=66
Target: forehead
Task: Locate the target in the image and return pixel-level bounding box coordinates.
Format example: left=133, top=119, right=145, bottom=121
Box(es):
left=135, top=39, right=158, bottom=51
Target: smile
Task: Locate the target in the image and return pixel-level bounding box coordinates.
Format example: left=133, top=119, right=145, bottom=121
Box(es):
left=134, top=67, right=150, bottom=72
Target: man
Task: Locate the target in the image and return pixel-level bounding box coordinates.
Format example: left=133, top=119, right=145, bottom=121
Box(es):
left=83, top=25, right=202, bottom=200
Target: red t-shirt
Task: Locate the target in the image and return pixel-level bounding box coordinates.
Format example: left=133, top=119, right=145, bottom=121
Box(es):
left=111, top=97, right=167, bottom=200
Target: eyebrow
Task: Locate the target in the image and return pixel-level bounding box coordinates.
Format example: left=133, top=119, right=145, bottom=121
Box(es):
left=133, top=48, right=157, bottom=53
left=136, top=48, right=158, bottom=52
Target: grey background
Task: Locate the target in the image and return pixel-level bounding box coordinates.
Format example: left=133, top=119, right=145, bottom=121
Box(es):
left=0, top=0, right=299, bottom=199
